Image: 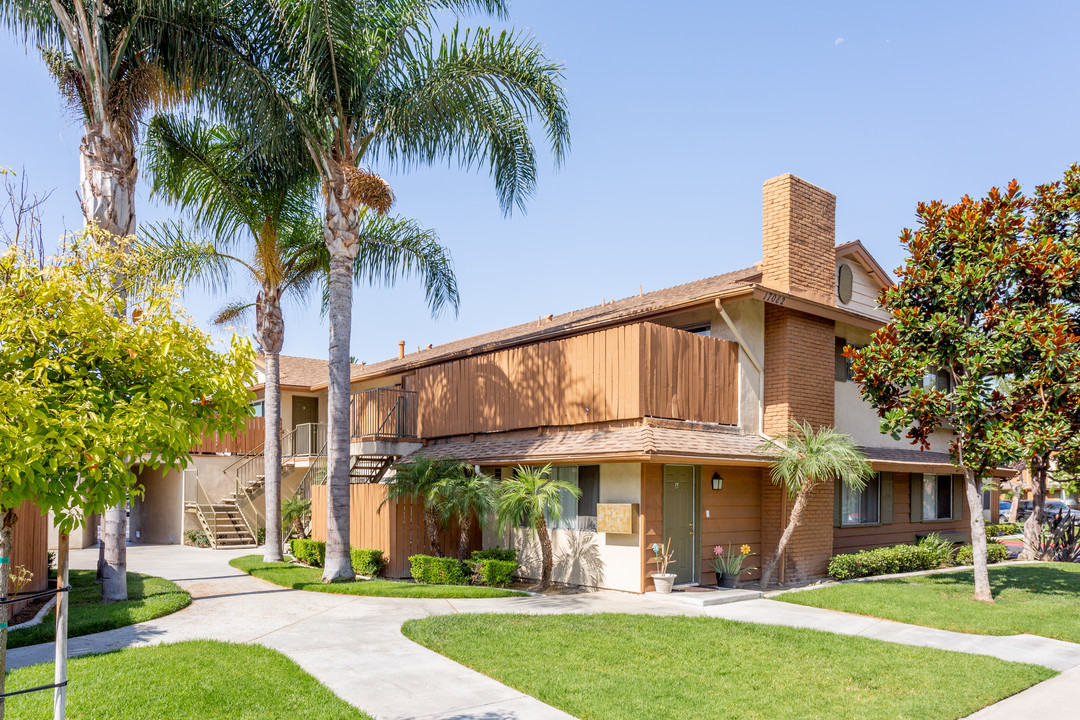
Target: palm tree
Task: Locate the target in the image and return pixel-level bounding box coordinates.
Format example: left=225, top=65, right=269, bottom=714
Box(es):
left=382, top=457, right=462, bottom=557
left=246, top=0, right=569, bottom=581
left=434, top=469, right=496, bottom=560
left=141, top=114, right=457, bottom=564
left=496, top=464, right=580, bottom=590
left=2, top=0, right=256, bottom=603
left=282, top=496, right=311, bottom=541
left=756, top=421, right=874, bottom=590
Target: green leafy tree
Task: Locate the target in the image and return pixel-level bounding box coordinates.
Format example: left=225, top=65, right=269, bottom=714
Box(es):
left=0, top=236, right=253, bottom=707
left=496, top=464, right=580, bottom=590
left=849, top=171, right=1080, bottom=601
left=382, top=457, right=462, bottom=557
left=433, top=468, right=496, bottom=561
left=756, top=422, right=873, bottom=591
left=241, top=0, right=569, bottom=581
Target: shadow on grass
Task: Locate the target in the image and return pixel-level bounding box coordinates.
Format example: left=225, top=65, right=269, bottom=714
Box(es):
left=917, top=564, right=1080, bottom=597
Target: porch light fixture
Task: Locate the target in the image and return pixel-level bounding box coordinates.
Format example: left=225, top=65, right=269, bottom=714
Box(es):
left=711, top=472, right=723, bottom=491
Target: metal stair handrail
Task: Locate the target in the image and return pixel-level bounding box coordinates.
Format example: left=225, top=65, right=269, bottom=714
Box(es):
left=184, top=467, right=219, bottom=548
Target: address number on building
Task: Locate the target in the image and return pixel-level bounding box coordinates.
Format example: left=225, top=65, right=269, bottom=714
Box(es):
left=763, top=292, right=787, bottom=305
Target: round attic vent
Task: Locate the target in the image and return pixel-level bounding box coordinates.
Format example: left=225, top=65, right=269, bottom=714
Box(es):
left=837, top=263, right=853, bottom=304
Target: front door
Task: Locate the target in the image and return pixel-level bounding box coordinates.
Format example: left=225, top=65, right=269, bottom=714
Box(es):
left=292, top=396, right=319, bottom=429
left=663, top=465, right=697, bottom=584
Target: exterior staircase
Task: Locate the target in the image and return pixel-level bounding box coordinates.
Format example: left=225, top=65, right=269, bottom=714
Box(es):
left=183, top=468, right=257, bottom=549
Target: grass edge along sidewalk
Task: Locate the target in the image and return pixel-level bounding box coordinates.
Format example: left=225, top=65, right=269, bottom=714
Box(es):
left=403, top=613, right=1055, bottom=720
left=776, top=563, right=1080, bottom=643
left=230, top=555, right=526, bottom=598
left=4, top=640, right=371, bottom=719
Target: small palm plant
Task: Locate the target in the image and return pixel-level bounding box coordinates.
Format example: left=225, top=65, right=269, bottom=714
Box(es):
left=433, top=468, right=497, bottom=561
left=757, top=421, right=874, bottom=590
left=382, top=457, right=462, bottom=557
left=496, top=465, right=581, bottom=590
left=282, top=497, right=312, bottom=543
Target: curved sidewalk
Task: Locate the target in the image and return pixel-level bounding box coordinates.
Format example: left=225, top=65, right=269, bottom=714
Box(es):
left=8, top=545, right=1079, bottom=720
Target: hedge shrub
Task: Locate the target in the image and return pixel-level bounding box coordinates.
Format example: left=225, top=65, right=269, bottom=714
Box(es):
left=350, top=548, right=386, bottom=577
left=828, top=543, right=940, bottom=580
left=986, top=522, right=1021, bottom=537
left=956, top=541, right=1010, bottom=565
left=472, top=548, right=517, bottom=563
left=290, top=539, right=325, bottom=567
left=466, top=558, right=518, bottom=587
left=409, top=555, right=468, bottom=585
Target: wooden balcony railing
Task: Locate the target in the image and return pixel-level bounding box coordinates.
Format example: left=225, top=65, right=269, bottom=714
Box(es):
left=350, top=388, right=418, bottom=440
left=190, top=417, right=265, bottom=455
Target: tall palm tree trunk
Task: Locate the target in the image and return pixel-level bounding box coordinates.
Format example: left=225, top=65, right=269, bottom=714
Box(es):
left=760, top=487, right=812, bottom=591
left=258, top=290, right=285, bottom=562
left=963, top=469, right=993, bottom=602
left=80, top=121, right=137, bottom=238
left=321, top=178, right=358, bottom=583
left=1021, top=455, right=1049, bottom=561
left=535, top=516, right=554, bottom=590
left=82, top=119, right=136, bottom=603
left=101, top=502, right=127, bottom=602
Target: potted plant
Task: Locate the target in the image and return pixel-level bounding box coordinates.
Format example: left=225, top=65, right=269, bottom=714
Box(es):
left=649, top=539, right=677, bottom=593
left=710, top=544, right=755, bottom=589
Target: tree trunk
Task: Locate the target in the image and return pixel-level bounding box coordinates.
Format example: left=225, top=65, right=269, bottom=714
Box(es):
left=423, top=509, right=443, bottom=557
left=458, top=515, right=471, bottom=562
left=53, top=532, right=69, bottom=720
left=535, top=516, right=554, bottom=590
left=0, top=509, right=16, bottom=720
left=79, top=121, right=137, bottom=238
left=1008, top=477, right=1021, bottom=523
left=1022, top=455, right=1049, bottom=561
left=759, top=487, right=812, bottom=591
left=257, top=289, right=285, bottom=563
left=963, top=469, right=993, bottom=602
left=101, top=501, right=127, bottom=602
left=321, top=175, right=359, bottom=583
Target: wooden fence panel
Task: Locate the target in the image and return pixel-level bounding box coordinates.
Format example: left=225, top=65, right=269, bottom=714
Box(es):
left=191, top=417, right=265, bottom=455
left=641, top=324, right=739, bottom=425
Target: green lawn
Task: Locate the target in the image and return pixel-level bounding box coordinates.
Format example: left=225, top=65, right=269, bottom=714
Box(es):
left=230, top=555, right=526, bottom=598
left=10, top=570, right=191, bottom=648
left=777, top=563, right=1080, bottom=643
left=403, top=613, right=1053, bottom=720
left=4, top=640, right=370, bottom=719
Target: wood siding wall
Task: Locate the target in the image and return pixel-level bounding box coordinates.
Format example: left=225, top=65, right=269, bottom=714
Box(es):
left=310, top=485, right=479, bottom=578
left=11, top=501, right=49, bottom=615
left=416, top=322, right=738, bottom=438
left=833, top=473, right=971, bottom=553
left=639, top=464, right=664, bottom=592
left=191, top=417, right=265, bottom=455
left=699, top=466, right=762, bottom=583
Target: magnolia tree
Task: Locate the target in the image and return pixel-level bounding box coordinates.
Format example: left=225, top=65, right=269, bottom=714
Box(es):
left=849, top=168, right=1080, bottom=602
left=0, top=236, right=253, bottom=707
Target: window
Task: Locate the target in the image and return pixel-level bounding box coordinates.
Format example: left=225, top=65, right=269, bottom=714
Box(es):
left=251, top=400, right=265, bottom=417
left=548, top=465, right=600, bottom=531
left=835, top=339, right=862, bottom=382
left=842, top=473, right=880, bottom=525
left=922, top=474, right=954, bottom=520
left=923, top=369, right=952, bottom=393
left=680, top=323, right=711, bottom=337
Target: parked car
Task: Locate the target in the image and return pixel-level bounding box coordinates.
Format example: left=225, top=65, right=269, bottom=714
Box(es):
left=998, top=501, right=1012, bottom=523
left=1011, top=500, right=1080, bottom=522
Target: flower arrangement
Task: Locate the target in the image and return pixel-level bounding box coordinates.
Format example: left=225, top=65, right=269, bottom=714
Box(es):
left=710, top=543, right=755, bottom=577
left=649, top=539, right=675, bottom=575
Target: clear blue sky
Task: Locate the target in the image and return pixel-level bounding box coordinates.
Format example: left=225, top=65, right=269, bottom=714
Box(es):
left=3, top=2, right=1080, bottom=363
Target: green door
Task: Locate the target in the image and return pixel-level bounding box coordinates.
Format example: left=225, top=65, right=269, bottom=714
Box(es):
left=663, top=465, right=697, bottom=584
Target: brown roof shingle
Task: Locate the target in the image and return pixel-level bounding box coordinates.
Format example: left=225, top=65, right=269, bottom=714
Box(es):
left=256, top=354, right=364, bottom=390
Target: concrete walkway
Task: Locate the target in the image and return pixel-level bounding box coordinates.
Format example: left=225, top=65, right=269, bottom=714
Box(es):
left=8, top=546, right=1079, bottom=720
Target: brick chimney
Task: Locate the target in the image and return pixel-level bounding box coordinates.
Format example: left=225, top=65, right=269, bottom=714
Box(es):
left=761, top=174, right=836, bottom=306
left=759, top=173, right=838, bottom=584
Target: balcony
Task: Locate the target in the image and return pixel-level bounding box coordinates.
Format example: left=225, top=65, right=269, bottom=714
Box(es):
left=413, top=321, right=739, bottom=438
left=191, top=417, right=265, bottom=455
left=350, top=387, right=418, bottom=441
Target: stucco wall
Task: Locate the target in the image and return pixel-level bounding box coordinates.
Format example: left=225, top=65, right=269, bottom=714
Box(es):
left=834, top=322, right=952, bottom=453
left=130, top=465, right=184, bottom=544
left=711, top=297, right=764, bottom=434
left=485, top=463, right=643, bottom=593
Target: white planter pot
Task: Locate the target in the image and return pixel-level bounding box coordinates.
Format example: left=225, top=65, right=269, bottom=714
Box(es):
left=651, top=573, right=677, bottom=594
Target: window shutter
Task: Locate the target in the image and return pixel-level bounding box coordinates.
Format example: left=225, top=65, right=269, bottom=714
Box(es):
left=834, top=479, right=843, bottom=527
left=910, top=475, right=923, bottom=523
left=880, top=473, right=894, bottom=524
left=952, top=475, right=965, bottom=520
left=834, top=339, right=849, bottom=382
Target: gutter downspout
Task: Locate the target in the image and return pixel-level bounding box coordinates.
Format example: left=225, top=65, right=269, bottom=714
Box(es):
left=716, top=299, right=765, bottom=437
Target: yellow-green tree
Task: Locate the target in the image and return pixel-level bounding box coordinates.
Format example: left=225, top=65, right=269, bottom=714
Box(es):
left=0, top=235, right=253, bottom=706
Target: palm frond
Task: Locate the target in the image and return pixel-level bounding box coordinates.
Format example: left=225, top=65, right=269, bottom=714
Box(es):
left=757, top=420, right=875, bottom=499
left=211, top=298, right=254, bottom=326
left=136, top=221, right=243, bottom=292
